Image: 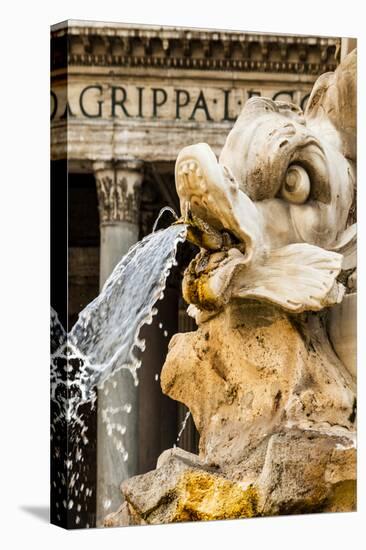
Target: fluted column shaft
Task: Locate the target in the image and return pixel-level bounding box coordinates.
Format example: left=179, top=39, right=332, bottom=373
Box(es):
left=94, top=159, right=143, bottom=524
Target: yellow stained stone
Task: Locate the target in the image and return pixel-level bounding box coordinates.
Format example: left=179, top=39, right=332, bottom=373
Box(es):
left=173, top=470, right=258, bottom=522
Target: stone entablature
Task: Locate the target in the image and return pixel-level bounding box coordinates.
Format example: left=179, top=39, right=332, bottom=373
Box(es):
left=51, top=21, right=340, bottom=75
left=51, top=22, right=342, bottom=164
left=50, top=69, right=328, bottom=163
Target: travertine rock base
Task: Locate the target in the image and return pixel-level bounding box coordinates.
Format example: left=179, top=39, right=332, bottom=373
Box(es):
left=105, top=303, right=356, bottom=526
left=105, top=434, right=355, bottom=527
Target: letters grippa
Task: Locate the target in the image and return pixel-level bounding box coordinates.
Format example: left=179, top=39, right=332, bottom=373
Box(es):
left=51, top=85, right=310, bottom=122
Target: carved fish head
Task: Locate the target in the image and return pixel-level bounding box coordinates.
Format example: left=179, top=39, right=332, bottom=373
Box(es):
left=175, top=50, right=356, bottom=318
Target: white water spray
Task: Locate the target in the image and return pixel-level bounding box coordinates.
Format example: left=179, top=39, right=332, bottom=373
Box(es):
left=51, top=224, right=187, bottom=526
left=152, top=206, right=178, bottom=233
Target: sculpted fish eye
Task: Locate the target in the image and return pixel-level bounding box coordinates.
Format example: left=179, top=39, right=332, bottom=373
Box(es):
left=281, top=164, right=311, bottom=204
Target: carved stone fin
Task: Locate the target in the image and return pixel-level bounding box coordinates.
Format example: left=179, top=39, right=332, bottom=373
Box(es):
left=234, top=243, right=345, bottom=312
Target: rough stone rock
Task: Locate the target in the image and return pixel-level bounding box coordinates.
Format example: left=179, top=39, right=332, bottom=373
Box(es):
left=120, top=448, right=258, bottom=525
left=113, top=428, right=355, bottom=525
left=161, top=303, right=356, bottom=469
left=255, top=430, right=356, bottom=515
left=103, top=501, right=145, bottom=527
left=108, top=302, right=355, bottom=526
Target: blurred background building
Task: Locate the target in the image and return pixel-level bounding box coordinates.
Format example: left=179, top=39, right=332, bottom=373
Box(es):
left=51, top=21, right=343, bottom=526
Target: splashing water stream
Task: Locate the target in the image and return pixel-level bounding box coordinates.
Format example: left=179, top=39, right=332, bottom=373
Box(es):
left=152, top=206, right=179, bottom=233
left=175, top=411, right=191, bottom=446
left=51, top=224, right=187, bottom=526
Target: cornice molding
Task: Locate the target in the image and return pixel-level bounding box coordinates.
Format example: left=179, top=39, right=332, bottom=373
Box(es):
left=51, top=24, right=340, bottom=75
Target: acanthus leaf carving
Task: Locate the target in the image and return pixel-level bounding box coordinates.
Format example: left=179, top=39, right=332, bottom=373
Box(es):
left=94, top=162, right=143, bottom=225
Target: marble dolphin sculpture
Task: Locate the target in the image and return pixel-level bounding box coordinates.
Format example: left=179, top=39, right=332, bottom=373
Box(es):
left=175, top=50, right=356, bottom=319
left=105, top=50, right=357, bottom=527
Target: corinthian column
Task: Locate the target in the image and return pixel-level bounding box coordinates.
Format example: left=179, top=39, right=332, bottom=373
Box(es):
left=95, top=160, right=143, bottom=286
left=93, top=159, right=143, bottom=525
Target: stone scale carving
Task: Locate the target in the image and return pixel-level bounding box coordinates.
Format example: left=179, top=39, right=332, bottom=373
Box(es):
left=106, top=50, right=357, bottom=525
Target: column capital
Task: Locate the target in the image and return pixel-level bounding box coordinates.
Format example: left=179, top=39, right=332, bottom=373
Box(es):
left=93, top=159, right=144, bottom=226
left=93, top=158, right=144, bottom=174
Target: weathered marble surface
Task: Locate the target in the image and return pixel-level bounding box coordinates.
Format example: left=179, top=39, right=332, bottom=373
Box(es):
left=105, top=433, right=355, bottom=526
left=106, top=302, right=356, bottom=525
left=175, top=50, right=356, bottom=317
left=328, top=293, right=357, bottom=378
left=161, top=303, right=355, bottom=465
left=106, top=50, right=357, bottom=526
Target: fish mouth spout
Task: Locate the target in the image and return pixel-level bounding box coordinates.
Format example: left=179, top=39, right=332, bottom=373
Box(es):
left=175, top=142, right=261, bottom=260
left=174, top=143, right=262, bottom=311
left=175, top=206, right=243, bottom=253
